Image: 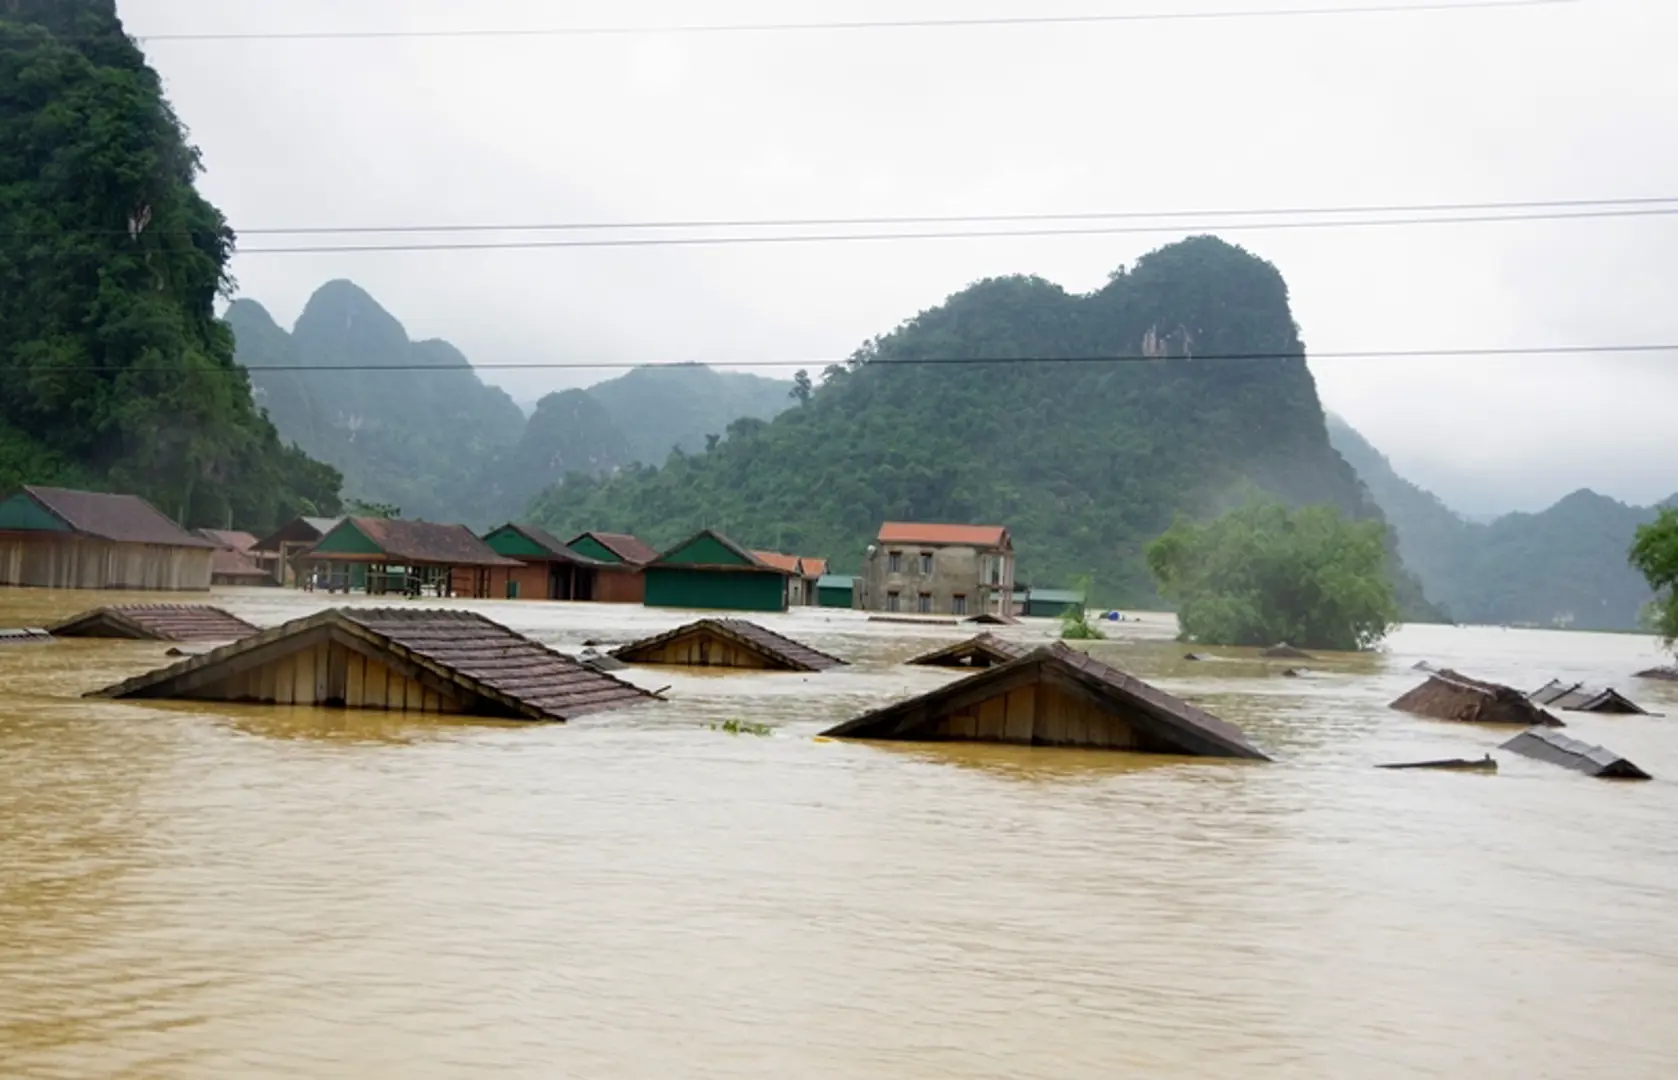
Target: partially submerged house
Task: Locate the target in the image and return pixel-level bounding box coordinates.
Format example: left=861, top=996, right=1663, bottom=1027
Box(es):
left=905, top=633, right=1029, bottom=669
left=50, top=604, right=258, bottom=642
left=823, top=642, right=1270, bottom=758
left=0, top=485, right=217, bottom=591
left=611, top=618, right=847, bottom=671
left=1528, top=679, right=1651, bottom=715
left=250, top=515, right=343, bottom=586
left=641, top=529, right=793, bottom=613
left=198, top=529, right=273, bottom=587
left=301, top=518, right=521, bottom=598
left=564, top=531, right=659, bottom=603
left=1390, top=669, right=1564, bottom=727
left=89, top=607, right=656, bottom=722
left=855, top=522, right=1016, bottom=619
left=481, top=523, right=614, bottom=601
left=1501, top=728, right=1651, bottom=780
left=752, top=551, right=811, bottom=606
left=1024, top=587, right=1085, bottom=619
left=816, top=574, right=855, bottom=609
left=1634, top=666, right=1678, bottom=683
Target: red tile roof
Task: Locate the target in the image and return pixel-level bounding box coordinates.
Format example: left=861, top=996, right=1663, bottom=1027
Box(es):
left=750, top=550, right=804, bottom=575
left=20, top=486, right=215, bottom=548
left=801, top=557, right=828, bottom=578
left=877, top=522, right=1009, bottom=548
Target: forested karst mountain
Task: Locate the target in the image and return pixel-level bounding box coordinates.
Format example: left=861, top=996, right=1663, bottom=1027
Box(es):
left=232, top=281, right=795, bottom=525
left=1327, top=416, right=1669, bottom=629
left=587, top=364, right=794, bottom=464
left=233, top=281, right=524, bottom=523
left=0, top=0, right=341, bottom=529
left=528, top=237, right=1436, bottom=609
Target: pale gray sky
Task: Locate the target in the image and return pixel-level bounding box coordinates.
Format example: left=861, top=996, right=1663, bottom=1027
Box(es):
left=122, top=0, right=1676, bottom=516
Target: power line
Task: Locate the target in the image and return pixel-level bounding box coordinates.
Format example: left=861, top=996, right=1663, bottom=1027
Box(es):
left=12, top=344, right=1674, bottom=376
left=63, top=195, right=1678, bottom=239
left=21, top=205, right=1674, bottom=260
left=134, top=0, right=1576, bottom=42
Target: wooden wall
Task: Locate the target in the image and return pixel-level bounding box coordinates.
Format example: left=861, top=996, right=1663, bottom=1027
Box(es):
left=0, top=536, right=213, bottom=591
left=194, top=638, right=472, bottom=713
left=623, top=630, right=775, bottom=669
left=929, top=681, right=1137, bottom=749
left=594, top=568, right=644, bottom=604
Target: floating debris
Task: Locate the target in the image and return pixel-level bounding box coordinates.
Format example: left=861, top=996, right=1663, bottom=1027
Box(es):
left=1412, top=660, right=1436, bottom=672
left=0, top=627, right=51, bottom=644
left=1183, top=653, right=1206, bottom=662
left=905, top=634, right=1030, bottom=669
left=1500, top=728, right=1651, bottom=780
left=1262, top=642, right=1313, bottom=660
left=1390, top=669, right=1564, bottom=727
left=1282, top=667, right=1308, bottom=678
left=49, top=604, right=258, bottom=643
left=611, top=618, right=846, bottom=672
left=964, top=613, right=1019, bottom=626
left=1529, top=679, right=1652, bottom=715
left=868, top=615, right=960, bottom=627
left=1378, top=754, right=1497, bottom=772
left=822, top=642, right=1269, bottom=759
left=577, top=647, right=628, bottom=673
left=89, top=608, right=656, bottom=723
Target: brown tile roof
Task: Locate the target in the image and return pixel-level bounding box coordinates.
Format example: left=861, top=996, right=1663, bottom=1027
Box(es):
left=1390, top=669, right=1565, bottom=727
left=750, top=550, right=804, bottom=575
left=823, top=642, right=1269, bottom=759
left=612, top=617, right=848, bottom=672
left=571, top=531, right=660, bottom=566
left=906, top=633, right=1030, bottom=668
left=198, top=529, right=260, bottom=551
left=50, top=604, right=259, bottom=642
left=89, top=608, right=657, bottom=722
left=19, top=486, right=215, bottom=548
left=315, top=518, right=521, bottom=567
left=211, top=549, right=271, bottom=580
left=877, top=522, right=1009, bottom=548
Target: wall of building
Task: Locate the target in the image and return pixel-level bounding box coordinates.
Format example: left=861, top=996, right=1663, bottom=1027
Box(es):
left=855, top=543, right=1012, bottom=616
left=0, top=536, right=213, bottom=591
left=643, top=568, right=787, bottom=612
left=594, top=567, right=645, bottom=604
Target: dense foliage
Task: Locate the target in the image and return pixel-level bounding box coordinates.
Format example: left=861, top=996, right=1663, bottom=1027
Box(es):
left=1146, top=499, right=1399, bottom=651
left=1328, top=416, right=1672, bottom=630
left=0, top=1, right=341, bottom=529
left=232, top=285, right=793, bottom=526
left=529, top=237, right=1437, bottom=610
left=1629, top=508, right=1678, bottom=646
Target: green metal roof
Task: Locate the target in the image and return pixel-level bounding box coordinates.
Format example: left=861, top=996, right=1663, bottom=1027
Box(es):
left=817, top=574, right=855, bottom=589
left=1029, top=588, right=1086, bottom=604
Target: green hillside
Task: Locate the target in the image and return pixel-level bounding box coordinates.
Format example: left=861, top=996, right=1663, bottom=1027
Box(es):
left=528, top=237, right=1438, bottom=611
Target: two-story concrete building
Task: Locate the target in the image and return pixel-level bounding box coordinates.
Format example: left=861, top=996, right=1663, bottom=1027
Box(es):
left=855, top=522, right=1015, bottom=618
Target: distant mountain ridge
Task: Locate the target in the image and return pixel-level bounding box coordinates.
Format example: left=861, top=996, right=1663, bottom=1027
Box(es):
left=1327, top=414, right=1670, bottom=630
left=229, top=281, right=794, bottom=526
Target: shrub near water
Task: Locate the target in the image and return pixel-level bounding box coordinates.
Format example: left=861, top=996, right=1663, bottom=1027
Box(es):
left=1146, top=499, right=1399, bottom=651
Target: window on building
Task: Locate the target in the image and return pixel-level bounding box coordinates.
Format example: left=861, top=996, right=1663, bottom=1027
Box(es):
left=918, top=593, right=932, bottom=614
left=919, top=552, right=933, bottom=575
left=888, top=551, right=902, bottom=574
left=989, top=557, right=1000, bottom=585
left=886, top=591, right=901, bottom=613
left=951, top=594, right=967, bottom=616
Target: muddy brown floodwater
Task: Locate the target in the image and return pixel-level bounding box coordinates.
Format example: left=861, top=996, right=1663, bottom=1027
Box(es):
left=3, top=587, right=1678, bottom=1079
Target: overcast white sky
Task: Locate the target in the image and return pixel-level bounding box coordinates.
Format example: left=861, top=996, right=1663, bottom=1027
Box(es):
left=121, top=0, right=1676, bottom=516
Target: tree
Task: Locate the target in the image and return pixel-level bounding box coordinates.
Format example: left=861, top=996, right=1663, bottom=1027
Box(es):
left=1629, top=508, right=1678, bottom=647
left=790, top=369, right=813, bottom=405
left=0, top=2, right=342, bottom=532
left=1146, top=499, right=1399, bottom=651
left=347, top=499, right=400, bottom=519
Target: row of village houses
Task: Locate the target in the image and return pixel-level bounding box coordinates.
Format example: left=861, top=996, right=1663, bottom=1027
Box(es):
left=0, top=485, right=1085, bottom=617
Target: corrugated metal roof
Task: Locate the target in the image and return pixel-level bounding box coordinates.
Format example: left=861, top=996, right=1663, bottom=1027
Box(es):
left=316, top=518, right=521, bottom=567
left=18, top=486, right=215, bottom=548
left=1028, top=588, right=1085, bottom=605
left=89, top=608, right=656, bottom=722
left=50, top=604, right=259, bottom=642
left=825, top=642, right=1269, bottom=759
left=1501, top=728, right=1651, bottom=779
left=877, top=522, right=1009, bottom=547
left=488, top=523, right=611, bottom=566
left=612, top=618, right=848, bottom=672
left=817, top=574, right=855, bottom=589
left=1528, top=679, right=1651, bottom=714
